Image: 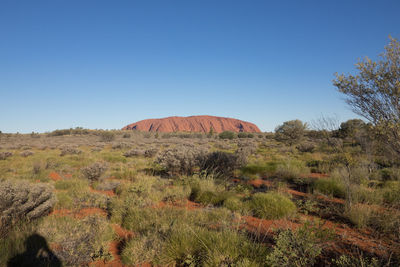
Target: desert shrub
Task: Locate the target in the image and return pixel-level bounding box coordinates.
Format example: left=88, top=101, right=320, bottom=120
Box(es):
left=123, top=149, right=145, bottom=157
left=144, top=148, right=158, bottom=158
left=332, top=254, right=380, bottom=267
left=219, top=131, right=236, bottom=140
left=111, top=142, right=130, bottom=150
left=81, top=162, right=107, bottom=182
left=91, top=146, right=103, bottom=152
left=238, top=132, right=254, bottom=138
left=32, top=162, right=42, bottom=175
left=20, top=150, right=34, bottom=157
left=0, top=151, right=13, bottom=160
left=296, top=142, right=316, bottom=153
left=156, top=146, right=206, bottom=176
left=122, top=133, right=131, bottom=138
left=274, top=120, right=307, bottom=145
left=266, top=222, right=330, bottom=267
left=59, top=146, right=82, bottom=156
left=99, top=131, right=115, bottom=142
left=199, top=151, right=245, bottom=178
left=313, top=178, right=346, bottom=199
left=0, top=180, right=56, bottom=236
left=249, top=192, right=296, bottom=219
left=95, top=181, right=121, bottom=191
left=380, top=167, right=400, bottom=181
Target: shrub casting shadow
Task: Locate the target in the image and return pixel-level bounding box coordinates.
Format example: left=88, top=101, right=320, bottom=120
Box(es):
left=7, top=233, right=61, bottom=267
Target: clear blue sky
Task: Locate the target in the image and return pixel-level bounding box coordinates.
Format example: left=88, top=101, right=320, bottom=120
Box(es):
left=1, top=0, right=399, bottom=133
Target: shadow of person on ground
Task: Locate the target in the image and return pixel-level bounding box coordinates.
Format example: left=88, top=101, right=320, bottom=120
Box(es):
left=7, top=233, right=62, bottom=267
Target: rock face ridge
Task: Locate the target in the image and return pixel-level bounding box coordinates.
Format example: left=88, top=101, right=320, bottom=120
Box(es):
left=122, top=115, right=261, bottom=133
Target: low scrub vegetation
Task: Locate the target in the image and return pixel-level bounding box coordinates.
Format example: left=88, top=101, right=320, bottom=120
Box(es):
left=1, top=122, right=400, bottom=266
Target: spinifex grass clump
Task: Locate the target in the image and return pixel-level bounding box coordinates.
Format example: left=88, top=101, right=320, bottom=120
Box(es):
left=249, top=192, right=296, bottom=219
left=37, top=215, right=114, bottom=265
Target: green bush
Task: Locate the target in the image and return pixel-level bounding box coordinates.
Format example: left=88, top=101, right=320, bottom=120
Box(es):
left=238, top=132, right=254, bottom=139
left=274, top=120, right=307, bottom=145
left=199, top=151, right=245, bottom=178
left=266, top=222, right=330, bottom=267
left=219, top=131, right=236, bottom=140
left=249, top=192, right=296, bottom=219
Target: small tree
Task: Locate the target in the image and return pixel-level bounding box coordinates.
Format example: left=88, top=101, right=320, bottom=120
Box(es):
left=275, top=120, right=307, bottom=145
left=334, top=37, right=400, bottom=156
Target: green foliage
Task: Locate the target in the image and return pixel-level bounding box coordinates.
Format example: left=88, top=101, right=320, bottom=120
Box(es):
left=266, top=222, right=332, bottom=267
left=189, top=178, right=230, bottom=206
left=332, top=254, right=380, bottom=267
left=249, top=192, right=296, bottom=219
left=275, top=120, right=307, bottom=145
left=238, top=132, right=254, bottom=138
left=219, top=131, right=237, bottom=140
left=199, top=151, right=245, bottom=178
left=338, top=119, right=368, bottom=139
left=334, top=37, right=400, bottom=157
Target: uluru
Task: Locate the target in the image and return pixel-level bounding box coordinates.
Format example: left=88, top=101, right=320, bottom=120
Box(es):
left=122, top=115, right=261, bottom=133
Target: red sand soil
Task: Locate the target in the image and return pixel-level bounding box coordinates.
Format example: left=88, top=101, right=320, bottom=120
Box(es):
left=242, top=216, right=300, bottom=236
left=48, top=172, right=73, bottom=181
left=122, top=115, right=261, bottom=133
left=48, top=172, right=62, bottom=181
left=286, top=188, right=345, bottom=205
left=247, top=179, right=273, bottom=188
left=90, top=225, right=135, bottom=267
left=300, top=215, right=399, bottom=258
